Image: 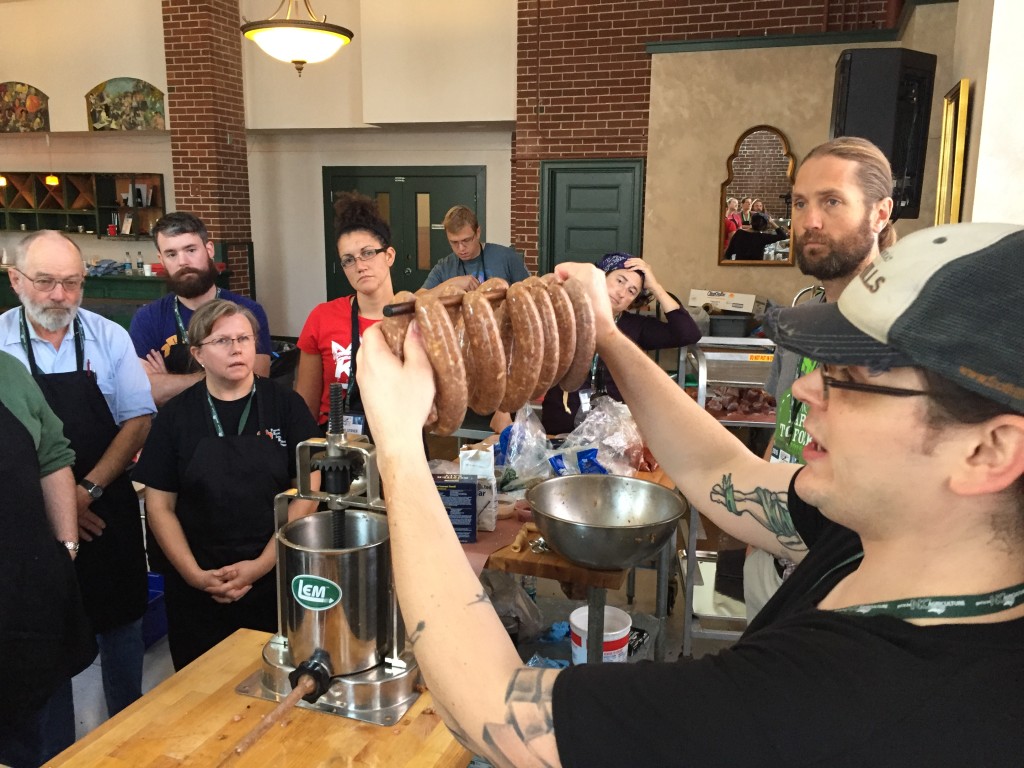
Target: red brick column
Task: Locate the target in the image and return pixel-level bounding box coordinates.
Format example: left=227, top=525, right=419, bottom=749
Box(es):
left=512, top=0, right=892, bottom=270
left=162, top=0, right=252, bottom=295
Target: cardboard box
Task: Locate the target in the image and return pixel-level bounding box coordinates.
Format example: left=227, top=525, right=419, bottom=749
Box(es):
left=688, top=289, right=767, bottom=315
left=433, top=474, right=478, bottom=543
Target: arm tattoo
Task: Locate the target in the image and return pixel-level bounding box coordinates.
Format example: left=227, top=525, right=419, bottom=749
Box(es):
left=710, top=473, right=806, bottom=553
left=469, top=590, right=492, bottom=607
left=407, top=620, right=425, bottom=648
left=478, top=668, right=560, bottom=768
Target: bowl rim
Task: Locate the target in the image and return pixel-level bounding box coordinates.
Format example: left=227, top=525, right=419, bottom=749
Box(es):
left=527, top=475, right=686, bottom=531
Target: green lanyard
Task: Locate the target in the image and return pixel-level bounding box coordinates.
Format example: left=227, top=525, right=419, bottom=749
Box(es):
left=206, top=382, right=255, bottom=437
left=814, top=550, right=1024, bottom=620
left=838, top=582, right=1024, bottom=620
left=173, top=288, right=221, bottom=344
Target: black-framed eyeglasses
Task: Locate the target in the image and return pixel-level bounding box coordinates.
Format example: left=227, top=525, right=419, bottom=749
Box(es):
left=820, top=364, right=929, bottom=401
left=12, top=267, right=85, bottom=293
left=339, top=247, right=387, bottom=269
left=198, top=334, right=255, bottom=349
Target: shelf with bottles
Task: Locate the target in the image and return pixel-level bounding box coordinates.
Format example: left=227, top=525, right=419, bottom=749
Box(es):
left=95, top=173, right=164, bottom=238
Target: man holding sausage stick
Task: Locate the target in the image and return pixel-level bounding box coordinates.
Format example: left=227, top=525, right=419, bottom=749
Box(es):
left=357, top=222, right=1024, bottom=766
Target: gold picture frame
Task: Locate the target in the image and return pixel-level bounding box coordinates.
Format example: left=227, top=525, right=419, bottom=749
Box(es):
left=934, top=79, right=970, bottom=225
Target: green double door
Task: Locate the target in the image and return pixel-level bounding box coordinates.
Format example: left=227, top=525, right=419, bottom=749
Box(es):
left=322, top=166, right=485, bottom=298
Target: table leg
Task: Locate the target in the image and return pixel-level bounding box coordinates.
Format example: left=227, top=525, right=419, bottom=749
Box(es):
left=653, top=529, right=676, bottom=661
left=586, top=586, right=607, bottom=664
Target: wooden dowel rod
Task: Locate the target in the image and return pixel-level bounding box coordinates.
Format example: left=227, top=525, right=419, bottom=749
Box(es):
left=217, top=674, right=316, bottom=765
left=382, top=287, right=507, bottom=317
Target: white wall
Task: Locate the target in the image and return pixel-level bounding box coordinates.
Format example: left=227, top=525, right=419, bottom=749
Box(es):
left=0, top=0, right=167, bottom=132
left=959, top=0, right=1024, bottom=223
left=247, top=128, right=512, bottom=336
left=360, top=0, right=516, bottom=124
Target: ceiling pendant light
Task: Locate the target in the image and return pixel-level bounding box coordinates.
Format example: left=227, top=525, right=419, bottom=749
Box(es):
left=45, top=174, right=59, bottom=187
left=241, top=0, right=354, bottom=77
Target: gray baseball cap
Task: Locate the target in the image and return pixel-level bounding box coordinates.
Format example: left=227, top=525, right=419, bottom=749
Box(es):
left=765, top=222, right=1024, bottom=413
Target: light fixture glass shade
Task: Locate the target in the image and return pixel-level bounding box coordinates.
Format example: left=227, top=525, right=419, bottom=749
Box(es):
left=45, top=174, right=59, bottom=187
left=0, top=175, right=7, bottom=187
left=243, top=21, right=350, bottom=64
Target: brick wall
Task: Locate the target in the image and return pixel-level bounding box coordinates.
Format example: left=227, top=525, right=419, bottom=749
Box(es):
left=725, top=129, right=793, bottom=221
left=513, top=0, right=893, bottom=270
left=162, top=0, right=252, bottom=295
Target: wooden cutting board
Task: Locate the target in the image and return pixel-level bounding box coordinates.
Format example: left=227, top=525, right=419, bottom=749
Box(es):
left=485, top=530, right=627, bottom=589
left=48, top=629, right=470, bottom=768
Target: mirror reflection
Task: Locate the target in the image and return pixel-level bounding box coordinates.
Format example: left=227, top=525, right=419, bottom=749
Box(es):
left=720, top=125, right=795, bottom=266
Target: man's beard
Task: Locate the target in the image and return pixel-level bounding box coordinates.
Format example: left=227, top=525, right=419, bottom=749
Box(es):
left=794, top=214, right=875, bottom=281
left=167, top=261, right=216, bottom=299
left=21, top=293, right=80, bottom=333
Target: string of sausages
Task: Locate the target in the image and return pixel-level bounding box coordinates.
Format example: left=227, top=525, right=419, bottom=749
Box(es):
left=381, top=276, right=596, bottom=436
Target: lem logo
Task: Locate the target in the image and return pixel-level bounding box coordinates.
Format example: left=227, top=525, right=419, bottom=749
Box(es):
left=291, top=575, right=342, bottom=611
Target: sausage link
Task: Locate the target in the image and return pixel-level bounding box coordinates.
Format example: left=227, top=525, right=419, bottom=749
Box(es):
left=540, top=275, right=576, bottom=385
left=521, top=276, right=560, bottom=400
left=415, top=294, right=468, bottom=436
left=498, top=282, right=543, bottom=413
left=558, top=278, right=596, bottom=392
left=381, top=290, right=417, bottom=359
left=462, top=289, right=507, bottom=415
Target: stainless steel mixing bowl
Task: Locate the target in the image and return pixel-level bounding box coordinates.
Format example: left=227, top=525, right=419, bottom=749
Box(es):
left=526, top=474, right=686, bottom=570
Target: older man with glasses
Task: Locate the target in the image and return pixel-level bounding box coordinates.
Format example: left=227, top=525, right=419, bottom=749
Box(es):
left=1, top=230, right=156, bottom=742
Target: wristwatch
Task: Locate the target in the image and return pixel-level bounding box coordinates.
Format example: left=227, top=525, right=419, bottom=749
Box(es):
left=78, top=478, right=104, bottom=500
left=61, top=540, right=80, bottom=553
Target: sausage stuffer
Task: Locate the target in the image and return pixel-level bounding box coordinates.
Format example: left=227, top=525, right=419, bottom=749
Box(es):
left=236, top=384, right=419, bottom=726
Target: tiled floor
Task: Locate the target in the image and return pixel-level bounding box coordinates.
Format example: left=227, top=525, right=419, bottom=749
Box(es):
left=71, top=636, right=175, bottom=740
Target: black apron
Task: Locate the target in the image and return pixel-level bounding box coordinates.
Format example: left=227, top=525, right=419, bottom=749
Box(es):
left=165, top=293, right=219, bottom=374
left=162, top=378, right=289, bottom=669
left=21, top=310, right=148, bottom=633
left=0, top=399, right=97, bottom=716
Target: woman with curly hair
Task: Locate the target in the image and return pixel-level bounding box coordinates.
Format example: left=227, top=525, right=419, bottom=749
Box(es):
left=295, top=192, right=397, bottom=432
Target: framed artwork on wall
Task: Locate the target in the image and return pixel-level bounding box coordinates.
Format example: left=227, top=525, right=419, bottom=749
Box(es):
left=1, top=82, right=49, bottom=132
left=935, top=79, right=970, bottom=225
left=85, top=78, right=166, bottom=131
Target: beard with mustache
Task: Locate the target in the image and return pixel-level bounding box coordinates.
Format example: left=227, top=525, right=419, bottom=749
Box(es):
left=21, top=291, right=81, bottom=333
left=794, top=214, right=875, bottom=281
left=167, top=259, right=216, bottom=299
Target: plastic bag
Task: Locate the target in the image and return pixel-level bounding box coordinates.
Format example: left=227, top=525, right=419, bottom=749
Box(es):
left=479, top=570, right=544, bottom=641
left=555, top=396, right=643, bottom=477
left=498, top=405, right=553, bottom=491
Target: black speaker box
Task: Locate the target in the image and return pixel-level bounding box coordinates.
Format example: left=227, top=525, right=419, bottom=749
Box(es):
left=830, top=47, right=937, bottom=219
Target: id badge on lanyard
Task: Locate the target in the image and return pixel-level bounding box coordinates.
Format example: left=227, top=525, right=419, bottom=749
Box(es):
left=343, top=412, right=366, bottom=435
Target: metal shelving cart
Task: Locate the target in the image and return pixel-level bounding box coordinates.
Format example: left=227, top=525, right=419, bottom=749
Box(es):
left=677, top=337, right=776, bottom=656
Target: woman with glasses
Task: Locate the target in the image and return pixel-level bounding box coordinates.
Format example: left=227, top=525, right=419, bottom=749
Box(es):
left=133, top=300, right=319, bottom=670
left=295, top=192, right=397, bottom=432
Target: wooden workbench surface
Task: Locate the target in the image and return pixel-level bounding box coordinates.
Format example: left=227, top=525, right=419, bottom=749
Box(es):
left=48, top=629, right=470, bottom=768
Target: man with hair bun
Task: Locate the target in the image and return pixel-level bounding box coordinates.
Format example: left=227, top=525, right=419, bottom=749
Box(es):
left=746, top=136, right=899, bottom=619
left=419, top=204, right=529, bottom=293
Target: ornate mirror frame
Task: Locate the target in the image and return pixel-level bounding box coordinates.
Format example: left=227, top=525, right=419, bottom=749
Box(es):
left=719, top=125, right=796, bottom=267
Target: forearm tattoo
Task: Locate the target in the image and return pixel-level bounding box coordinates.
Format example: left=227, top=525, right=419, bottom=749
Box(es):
left=711, top=473, right=805, bottom=553
left=478, top=668, right=560, bottom=768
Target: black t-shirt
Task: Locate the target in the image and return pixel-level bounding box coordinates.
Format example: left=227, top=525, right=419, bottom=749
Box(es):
left=552, top=473, right=1024, bottom=767
left=135, top=378, right=319, bottom=492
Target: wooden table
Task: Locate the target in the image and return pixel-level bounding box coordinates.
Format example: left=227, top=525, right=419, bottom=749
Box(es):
left=48, top=629, right=471, bottom=768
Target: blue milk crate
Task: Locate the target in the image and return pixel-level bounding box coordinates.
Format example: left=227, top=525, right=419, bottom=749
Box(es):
left=142, top=572, right=168, bottom=648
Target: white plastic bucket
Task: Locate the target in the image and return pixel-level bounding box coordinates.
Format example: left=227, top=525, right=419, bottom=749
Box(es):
left=569, top=606, right=631, bottom=665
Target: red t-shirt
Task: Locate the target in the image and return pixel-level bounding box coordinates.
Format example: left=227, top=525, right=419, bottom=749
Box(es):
left=297, top=296, right=381, bottom=422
